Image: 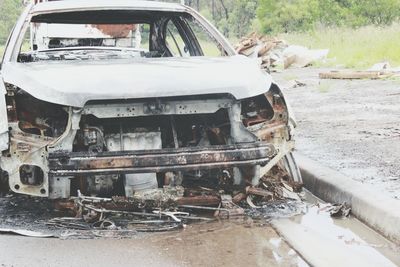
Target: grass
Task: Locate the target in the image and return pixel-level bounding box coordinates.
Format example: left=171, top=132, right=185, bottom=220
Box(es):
left=283, top=73, right=299, bottom=81
left=280, top=24, right=400, bottom=69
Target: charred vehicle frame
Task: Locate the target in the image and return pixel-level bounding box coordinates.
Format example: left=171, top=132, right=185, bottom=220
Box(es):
left=0, top=0, right=301, bottom=206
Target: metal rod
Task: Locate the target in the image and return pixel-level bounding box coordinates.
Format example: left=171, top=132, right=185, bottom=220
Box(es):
left=179, top=205, right=230, bottom=213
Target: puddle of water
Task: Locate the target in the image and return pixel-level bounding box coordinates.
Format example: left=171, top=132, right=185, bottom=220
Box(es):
left=274, top=190, right=400, bottom=267
left=307, top=190, right=400, bottom=262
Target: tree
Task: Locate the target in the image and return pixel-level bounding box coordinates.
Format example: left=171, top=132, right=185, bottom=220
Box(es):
left=350, top=0, right=400, bottom=26
left=257, top=0, right=320, bottom=33
left=0, top=0, right=23, bottom=45
left=257, top=0, right=400, bottom=34
left=194, top=0, right=258, bottom=38
left=229, top=0, right=258, bottom=37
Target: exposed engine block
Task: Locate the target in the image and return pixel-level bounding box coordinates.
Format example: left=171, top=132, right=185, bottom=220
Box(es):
left=105, top=131, right=161, bottom=197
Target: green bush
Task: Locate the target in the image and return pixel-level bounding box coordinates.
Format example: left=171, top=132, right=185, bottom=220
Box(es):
left=257, top=0, right=400, bottom=34
left=351, top=0, right=400, bottom=26
left=257, top=0, right=320, bottom=33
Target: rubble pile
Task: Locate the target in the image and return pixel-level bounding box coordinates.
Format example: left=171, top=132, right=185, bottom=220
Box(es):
left=236, top=33, right=329, bottom=71
left=0, top=173, right=352, bottom=239
left=235, top=32, right=288, bottom=72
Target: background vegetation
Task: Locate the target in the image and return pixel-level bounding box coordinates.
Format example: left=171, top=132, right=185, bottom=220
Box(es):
left=282, top=24, right=400, bottom=68
left=0, top=0, right=23, bottom=43
left=2, top=0, right=400, bottom=67
left=257, top=0, right=400, bottom=33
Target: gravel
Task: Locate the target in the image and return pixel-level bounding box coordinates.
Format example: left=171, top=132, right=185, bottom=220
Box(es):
left=273, top=68, right=400, bottom=200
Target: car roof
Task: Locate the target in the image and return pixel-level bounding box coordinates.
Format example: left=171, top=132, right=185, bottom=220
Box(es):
left=31, top=0, right=187, bottom=15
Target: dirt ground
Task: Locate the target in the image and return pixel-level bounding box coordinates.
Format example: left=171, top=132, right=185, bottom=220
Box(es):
left=274, top=68, right=400, bottom=200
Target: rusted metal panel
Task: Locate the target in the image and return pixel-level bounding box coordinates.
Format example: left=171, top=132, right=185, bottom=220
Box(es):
left=48, top=143, right=276, bottom=176
left=176, top=195, right=221, bottom=206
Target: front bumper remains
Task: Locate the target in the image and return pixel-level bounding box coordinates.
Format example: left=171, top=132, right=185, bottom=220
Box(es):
left=48, top=142, right=276, bottom=176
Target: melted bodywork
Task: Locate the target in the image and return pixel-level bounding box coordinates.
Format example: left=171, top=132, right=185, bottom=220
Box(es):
left=0, top=0, right=299, bottom=204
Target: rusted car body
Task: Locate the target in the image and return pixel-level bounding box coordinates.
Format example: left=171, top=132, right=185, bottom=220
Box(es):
left=0, top=0, right=300, bottom=200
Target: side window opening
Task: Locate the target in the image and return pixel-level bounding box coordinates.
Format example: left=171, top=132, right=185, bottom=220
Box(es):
left=185, top=16, right=225, bottom=57
left=139, top=24, right=151, bottom=50
left=20, top=25, right=31, bottom=52
left=164, top=19, right=189, bottom=57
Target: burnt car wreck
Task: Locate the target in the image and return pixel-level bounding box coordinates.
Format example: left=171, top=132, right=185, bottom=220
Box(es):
left=0, top=0, right=301, bottom=217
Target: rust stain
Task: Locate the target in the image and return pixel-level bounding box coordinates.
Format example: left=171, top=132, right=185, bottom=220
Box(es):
left=91, top=24, right=137, bottom=38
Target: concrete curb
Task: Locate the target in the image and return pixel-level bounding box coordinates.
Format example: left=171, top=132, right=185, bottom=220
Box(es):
left=295, top=153, right=400, bottom=244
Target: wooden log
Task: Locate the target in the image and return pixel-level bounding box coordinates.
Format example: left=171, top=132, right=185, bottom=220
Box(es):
left=258, top=42, right=277, bottom=57
left=319, top=71, right=394, bottom=80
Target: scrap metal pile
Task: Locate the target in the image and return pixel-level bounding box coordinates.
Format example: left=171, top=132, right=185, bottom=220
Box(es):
left=47, top=165, right=304, bottom=234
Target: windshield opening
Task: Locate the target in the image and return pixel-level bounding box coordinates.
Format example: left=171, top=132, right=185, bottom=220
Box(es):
left=18, top=10, right=227, bottom=62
